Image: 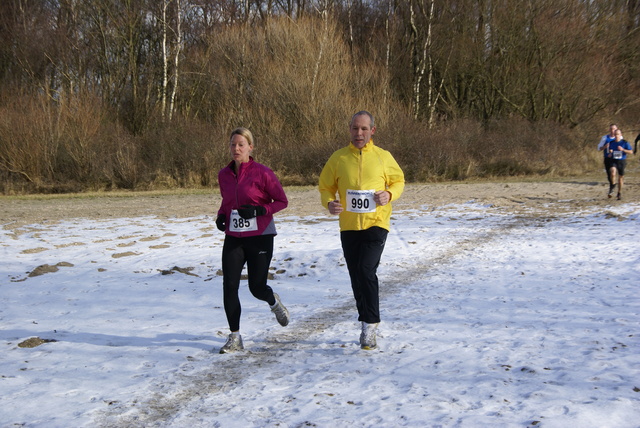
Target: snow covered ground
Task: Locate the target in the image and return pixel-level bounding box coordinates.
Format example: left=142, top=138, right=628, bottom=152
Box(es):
left=1, top=200, right=639, bottom=428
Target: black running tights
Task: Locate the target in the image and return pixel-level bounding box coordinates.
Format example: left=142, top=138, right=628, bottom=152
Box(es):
left=222, top=234, right=276, bottom=332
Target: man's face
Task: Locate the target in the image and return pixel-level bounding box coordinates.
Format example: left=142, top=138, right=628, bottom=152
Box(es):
left=610, top=124, right=618, bottom=135
left=349, top=114, right=375, bottom=149
left=614, top=129, right=622, bottom=141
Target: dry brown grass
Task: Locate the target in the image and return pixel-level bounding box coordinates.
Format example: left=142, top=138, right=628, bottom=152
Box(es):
left=0, top=17, right=612, bottom=195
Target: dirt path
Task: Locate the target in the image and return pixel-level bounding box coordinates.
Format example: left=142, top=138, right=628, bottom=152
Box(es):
left=2, top=176, right=638, bottom=232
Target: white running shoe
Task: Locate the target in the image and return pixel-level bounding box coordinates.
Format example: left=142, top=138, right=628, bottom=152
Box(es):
left=270, top=293, right=290, bottom=326
left=219, top=333, right=243, bottom=354
left=360, top=322, right=379, bottom=350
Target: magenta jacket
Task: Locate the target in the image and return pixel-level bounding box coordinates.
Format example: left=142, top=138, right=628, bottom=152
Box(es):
left=217, top=158, right=288, bottom=238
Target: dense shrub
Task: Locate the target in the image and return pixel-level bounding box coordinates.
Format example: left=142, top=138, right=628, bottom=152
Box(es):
left=0, top=11, right=630, bottom=194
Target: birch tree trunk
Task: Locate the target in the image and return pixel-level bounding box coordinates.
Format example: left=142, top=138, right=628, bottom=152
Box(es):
left=161, top=0, right=169, bottom=121
left=409, top=0, right=445, bottom=128
left=409, top=0, right=426, bottom=121
left=311, top=0, right=331, bottom=102
left=169, top=0, right=182, bottom=121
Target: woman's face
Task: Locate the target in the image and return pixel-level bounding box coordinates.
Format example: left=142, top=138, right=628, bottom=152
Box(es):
left=229, top=134, right=252, bottom=164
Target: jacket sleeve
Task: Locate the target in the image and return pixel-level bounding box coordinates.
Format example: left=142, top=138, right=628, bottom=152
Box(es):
left=263, top=168, right=288, bottom=215
left=384, top=152, right=405, bottom=202
left=597, top=135, right=608, bottom=150
left=318, top=153, right=339, bottom=208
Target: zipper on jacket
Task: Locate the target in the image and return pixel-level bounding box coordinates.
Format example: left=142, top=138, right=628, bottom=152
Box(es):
left=358, top=149, right=362, bottom=187
left=233, top=163, right=240, bottom=210
left=358, top=149, right=363, bottom=230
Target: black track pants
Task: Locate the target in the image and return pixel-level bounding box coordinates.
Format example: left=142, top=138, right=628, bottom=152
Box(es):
left=222, top=234, right=275, bottom=332
left=340, top=226, right=388, bottom=324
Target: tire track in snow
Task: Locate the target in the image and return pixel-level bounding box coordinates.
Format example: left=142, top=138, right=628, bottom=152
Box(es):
left=97, top=215, right=524, bottom=427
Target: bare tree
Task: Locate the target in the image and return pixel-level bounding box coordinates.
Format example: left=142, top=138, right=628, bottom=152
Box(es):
left=404, top=0, right=450, bottom=126
left=169, top=0, right=183, bottom=120
left=161, top=0, right=170, bottom=121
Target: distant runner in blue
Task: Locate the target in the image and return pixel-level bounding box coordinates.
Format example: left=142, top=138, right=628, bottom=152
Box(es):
left=605, top=128, right=633, bottom=200
left=597, top=123, right=618, bottom=196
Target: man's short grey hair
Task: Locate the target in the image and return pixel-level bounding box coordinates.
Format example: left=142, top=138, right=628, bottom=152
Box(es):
left=351, top=111, right=375, bottom=128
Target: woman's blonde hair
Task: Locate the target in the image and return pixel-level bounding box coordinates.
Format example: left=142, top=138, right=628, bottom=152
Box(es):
left=229, top=127, right=254, bottom=146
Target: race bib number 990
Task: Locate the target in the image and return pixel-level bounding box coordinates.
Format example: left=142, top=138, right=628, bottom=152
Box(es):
left=346, top=189, right=376, bottom=213
left=229, top=210, right=258, bottom=232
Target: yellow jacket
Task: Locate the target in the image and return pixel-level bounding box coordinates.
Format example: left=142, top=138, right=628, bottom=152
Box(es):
left=319, top=140, right=405, bottom=231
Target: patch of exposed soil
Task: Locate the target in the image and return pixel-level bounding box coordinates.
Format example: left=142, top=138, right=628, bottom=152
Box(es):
left=1, top=175, right=638, bottom=232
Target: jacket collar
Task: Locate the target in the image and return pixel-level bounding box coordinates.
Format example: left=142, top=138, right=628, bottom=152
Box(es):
left=349, top=139, right=375, bottom=152
left=227, top=156, right=254, bottom=175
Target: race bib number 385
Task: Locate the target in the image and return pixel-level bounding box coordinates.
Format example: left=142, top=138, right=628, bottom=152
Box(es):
left=229, top=210, right=258, bottom=232
left=346, top=189, right=376, bottom=213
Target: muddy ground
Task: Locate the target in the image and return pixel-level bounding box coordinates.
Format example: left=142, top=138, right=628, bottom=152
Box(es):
left=2, top=174, right=639, bottom=231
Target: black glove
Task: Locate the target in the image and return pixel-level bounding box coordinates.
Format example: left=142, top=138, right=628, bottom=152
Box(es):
left=215, top=214, right=226, bottom=231
left=237, top=204, right=266, bottom=219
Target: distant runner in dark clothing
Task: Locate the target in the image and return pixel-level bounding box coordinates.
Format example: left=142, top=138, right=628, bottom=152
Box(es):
left=598, top=123, right=618, bottom=193
left=606, top=129, right=633, bottom=200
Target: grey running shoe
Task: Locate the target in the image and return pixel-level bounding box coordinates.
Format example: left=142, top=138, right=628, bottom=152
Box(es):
left=617, top=193, right=622, bottom=200
left=219, top=333, right=243, bottom=354
left=270, top=293, right=290, bottom=326
left=360, top=322, right=379, bottom=350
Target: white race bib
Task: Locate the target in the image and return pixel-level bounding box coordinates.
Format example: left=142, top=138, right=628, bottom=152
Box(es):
left=613, top=151, right=623, bottom=159
left=229, top=210, right=258, bottom=232
left=346, top=189, right=376, bottom=213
